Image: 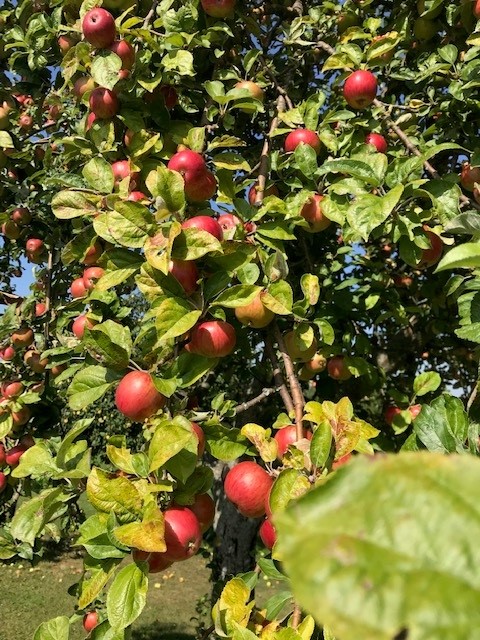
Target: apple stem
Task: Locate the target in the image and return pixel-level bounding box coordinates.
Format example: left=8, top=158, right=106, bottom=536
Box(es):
left=265, top=336, right=295, bottom=415
left=129, top=360, right=143, bottom=372
left=255, top=95, right=285, bottom=207
left=273, top=325, right=304, bottom=441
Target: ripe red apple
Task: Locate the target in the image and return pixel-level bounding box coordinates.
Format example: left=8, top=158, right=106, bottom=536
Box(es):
left=11, top=327, right=34, bottom=349
left=185, top=170, right=217, bottom=202
left=83, top=266, right=105, bottom=291
left=5, top=444, right=27, bottom=467
left=284, top=129, right=321, bottom=154
left=189, top=493, right=215, bottom=532
left=248, top=184, right=279, bottom=205
left=25, top=238, right=44, bottom=255
left=343, top=70, right=377, bottom=109
left=24, top=350, right=48, bottom=373
left=327, top=356, right=352, bottom=381
left=300, top=194, right=331, bottom=232
left=274, top=425, right=299, bottom=458
left=89, top=87, right=119, bottom=119
left=224, top=461, right=273, bottom=518
left=0, top=472, right=7, bottom=493
left=158, top=85, right=178, bottom=109
left=419, top=230, right=443, bottom=268
left=58, top=34, right=76, bottom=55
left=384, top=406, right=402, bottom=425
left=86, top=112, right=97, bottom=131
left=365, top=132, right=387, bottom=153
left=0, top=346, right=15, bottom=361
left=332, top=453, right=352, bottom=470
left=109, top=39, right=135, bottom=70
left=127, top=191, right=147, bottom=202
left=410, top=404, right=422, bottom=419
left=304, top=353, right=327, bottom=375
left=11, top=207, right=31, bottom=225
left=83, top=611, right=99, bottom=633
left=2, top=221, right=20, bottom=240
left=168, top=149, right=207, bottom=178
left=2, top=381, right=24, bottom=398
left=163, top=507, right=202, bottom=561
left=201, top=0, right=236, bottom=18
left=111, top=160, right=140, bottom=185
left=82, top=242, right=103, bottom=265
left=132, top=549, right=173, bottom=573
left=168, top=260, right=199, bottom=295
left=186, top=321, right=236, bottom=358
left=259, top=519, right=276, bottom=550
left=70, top=277, right=87, bottom=299
left=181, top=216, right=223, bottom=241
left=73, top=76, right=95, bottom=99
left=12, top=406, right=31, bottom=427
left=284, top=331, right=317, bottom=362
left=82, top=8, right=116, bottom=49
left=218, top=213, right=241, bottom=231
left=234, top=292, right=274, bottom=329
left=191, top=422, right=205, bottom=456
left=72, top=315, right=96, bottom=339
left=460, top=163, right=480, bottom=191
left=474, top=0, right=480, bottom=18
left=115, top=370, right=166, bottom=422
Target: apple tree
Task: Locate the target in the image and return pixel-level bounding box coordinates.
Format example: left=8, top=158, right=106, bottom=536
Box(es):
left=1, top=0, right=480, bottom=638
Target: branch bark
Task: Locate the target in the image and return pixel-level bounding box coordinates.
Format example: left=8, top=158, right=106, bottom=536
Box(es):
left=265, top=335, right=295, bottom=415
left=254, top=95, right=286, bottom=206
left=273, top=325, right=304, bottom=440
left=234, top=387, right=279, bottom=414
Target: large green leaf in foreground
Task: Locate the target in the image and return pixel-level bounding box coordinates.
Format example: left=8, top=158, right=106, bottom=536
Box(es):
left=275, top=453, right=480, bottom=640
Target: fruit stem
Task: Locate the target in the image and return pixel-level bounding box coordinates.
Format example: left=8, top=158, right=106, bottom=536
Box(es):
left=273, top=325, right=304, bottom=441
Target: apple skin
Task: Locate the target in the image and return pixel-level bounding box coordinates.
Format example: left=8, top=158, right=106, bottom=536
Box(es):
left=168, top=260, right=199, bottom=295
left=0, top=444, right=6, bottom=466
left=0, top=346, right=15, bottom=361
left=181, top=216, right=223, bottom=242
left=234, top=80, right=264, bottom=102
left=201, top=0, right=236, bottom=18
left=385, top=404, right=422, bottom=425
left=11, top=327, right=34, bottom=349
left=109, top=39, right=135, bottom=70
left=274, top=425, right=298, bottom=458
left=70, top=277, right=87, bottom=299
left=224, top=461, right=273, bottom=518
left=83, top=611, right=99, bottom=633
left=24, top=350, right=48, bottom=373
left=82, top=8, right=116, bottom=49
left=284, top=331, right=317, bottom=362
left=163, top=507, right=202, bottom=561
left=327, top=356, right=352, bottom=381
left=132, top=549, right=173, bottom=573
left=12, top=406, right=31, bottom=427
left=191, top=422, right=205, bottom=456
left=189, top=493, right=215, bottom=532
left=218, top=213, right=241, bottom=231
left=343, top=70, right=377, bottom=109
left=111, top=160, right=140, bottom=185
left=168, top=149, right=207, bottom=177
left=127, top=191, right=148, bottom=202
left=2, top=381, right=24, bottom=398
left=284, top=129, right=321, bottom=155
left=83, top=266, right=105, bottom=290
left=25, top=238, right=44, bottom=254
left=58, top=35, right=76, bottom=55
left=115, top=370, right=166, bottom=422
left=73, top=76, right=95, bottom=99
left=168, top=151, right=216, bottom=201
left=185, top=170, right=217, bottom=202
left=86, top=112, right=97, bottom=131
left=72, top=315, right=96, bottom=339
left=419, top=230, right=443, bottom=268
left=460, top=163, right=480, bottom=191
left=89, top=87, right=119, bottom=119
left=365, top=132, right=387, bottom=153
left=234, top=293, right=274, bottom=329
left=474, top=0, right=480, bottom=19
left=304, top=353, right=327, bottom=375
left=2, top=221, right=20, bottom=240
left=332, top=453, right=352, bottom=470
left=158, top=85, right=178, bottom=109
left=186, top=321, right=236, bottom=358
left=82, top=242, right=103, bottom=265
left=5, top=444, right=27, bottom=467
left=11, top=207, right=31, bottom=225
left=0, top=472, right=7, bottom=493
left=19, top=114, right=33, bottom=131
left=259, top=519, right=276, bottom=550
left=300, top=194, right=331, bottom=232
left=248, top=184, right=279, bottom=205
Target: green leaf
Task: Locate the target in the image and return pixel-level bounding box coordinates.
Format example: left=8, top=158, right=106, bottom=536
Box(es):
left=83, top=157, right=115, bottom=194
left=145, top=165, right=186, bottom=212
left=148, top=417, right=198, bottom=473
left=347, top=185, right=404, bottom=241
left=10, top=488, right=69, bottom=546
left=413, top=394, right=468, bottom=453
left=155, top=297, right=202, bottom=343
left=309, top=423, right=332, bottom=468
left=87, top=468, right=142, bottom=520
left=33, top=616, right=70, bottom=640
left=436, top=242, right=480, bottom=271
left=318, top=159, right=382, bottom=186
left=11, top=443, right=60, bottom=478
left=257, top=558, right=288, bottom=582
left=114, top=507, right=166, bottom=553
left=300, top=274, right=320, bottom=306
left=90, top=52, right=122, bottom=90
left=212, top=285, right=262, bottom=308
left=293, top=144, right=318, bottom=179
left=172, top=228, right=223, bottom=260
left=67, top=366, right=119, bottom=411
left=83, top=321, right=132, bottom=370
left=107, top=563, right=148, bottom=630
left=264, top=591, right=294, bottom=622
left=51, top=190, right=100, bottom=219
left=277, top=452, right=480, bottom=640
left=269, top=469, right=310, bottom=515
left=413, top=371, right=441, bottom=397
left=79, top=555, right=120, bottom=610
left=262, top=280, right=293, bottom=315
left=107, top=202, right=156, bottom=249
left=162, top=50, right=194, bottom=75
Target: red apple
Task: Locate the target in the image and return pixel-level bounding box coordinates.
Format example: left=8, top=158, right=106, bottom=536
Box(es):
left=168, top=260, right=199, bottom=295
left=201, top=0, right=236, bottom=18
left=158, top=85, right=178, bottom=109
left=332, top=453, right=352, bottom=470
left=168, top=149, right=207, bottom=178
left=234, top=292, right=274, bottom=329
left=82, top=8, right=116, bottom=49
left=132, top=549, right=173, bottom=573
left=181, top=216, right=223, bottom=241
left=365, top=132, right=387, bottom=153
left=218, top=213, right=241, bottom=231
left=460, top=163, right=480, bottom=191
left=224, top=461, right=273, bottom=518
left=189, top=493, right=215, bottom=532
left=300, top=194, right=331, bottom=232
left=19, top=114, right=33, bottom=131
left=274, top=425, right=298, bottom=458
left=304, top=353, right=327, bottom=375
left=191, top=422, right=205, bottom=456
left=0, top=472, right=7, bottom=493
left=11, top=327, right=34, bottom=349
left=5, top=444, right=27, bottom=467
left=83, top=266, right=105, bottom=291
left=24, top=350, right=48, bottom=373
left=248, top=184, right=279, bottom=205
left=72, top=315, right=96, bottom=339
left=86, top=112, right=97, bottom=131
left=186, top=320, right=236, bottom=358
left=474, top=0, right=480, bottom=18
left=384, top=406, right=402, bottom=425
left=115, top=370, right=166, bottom=422
left=2, top=381, right=24, bottom=398
left=82, top=242, right=103, bottom=265
left=327, top=355, right=352, bottom=381
left=58, top=35, right=76, bottom=55
left=83, top=611, right=99, bottom=633
left=25, top=238, right=44, bottom=254
left=284, top=331, right=317, bottom=362
left=2, top=221, right=20, bottom=240
left=0, top=346, right=15, bottom=361
left=11, top=207, right=31, bottom=225
left=12, top=406, right=31, bottom=427
left=284, top=129, right=321, bottom=154
left=163, top=507, right=202, bottom=561
left=111, top=160, right=140, bottom=185
left=259, top=519, right=276, bottom=550
left=127, top=191, right=148, bottom=202
left=73, top=76, right=95, bottom=99
left=185, top=170, right=217, bottom=202
left=0, top=444, right=5, bottom=466
left=419, top=230, right=443, bottom=268
left=343, top=70, right=377, bottom=109
left=89, top=87, right=119, bottom=119
left=409, top=404, right=422, bottom=419
left=70, top=277, right=87, bottom=299
left=109, top=39, right=135, bottom=70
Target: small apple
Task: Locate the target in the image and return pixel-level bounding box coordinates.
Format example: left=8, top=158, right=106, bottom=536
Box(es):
left=185, top=170, right=217, bottom=202
left=365, top=132, right=387, bottom=153
left=304, top=353, right=327, bottom=375
left=169, top=259, right=199, bottom=295
left=327, top=356, right=352, bottom=381
left=181, top=216, right=223, bottom=241
left=70, top=277, right=87, bottom=299
left=224, top=461, right=273, bottom=518
left=89, top=87, right=119, bottom=119
left=188, top=493, right=215, bottom=532
left=112, top=159, right=139, bottom=185
left=127, top=191, right=148, bottom=202
left=343, top=70, right=377, bottom=109
left=115, top=370, right=166, bottom=422
left=460, top=163, right=480, bottom=191
left=72, top=315, right=96, bottom=339
left=168, top=149, right=207, bottom=177
left=413, top=17, right=438, bottom=41
left=191, top=422, right=205, bottom=456
left=274, top=425, right=298, bottom=458
left=109, top=39, right=135, bottom=70
left=234, top=80, right=264, bottom=111
left=474, top=0, right=480, bottom=19
left=25, top=238, right=44, bottom=255
left=11, top=207, right=31, bottom=225
left=82, top=242, right=103, bottom=265
left=419, top=229, right=443, bottom=268
left=19, top=114, right=34, bottom=131
left=300, top=194, right=331, bottom=232
left=73, top=76, right=95, bottom=99
left=58, top=35, right=77, bottom=55
left=284, top=331, right=317, bottom=362
left=0, top=346, right=15, bottom=361
left=259, top=519, right=276, bottom=550
left=12, top=406, right=31, bottom=427
left=201, top=0, right=236, bottom=18
left=158, top=85, right=178, bottom=109
left=2, top=221, right=21, bottom=240
left=24, top=350, right=48, bottom=373
left=83, top=611, right=99, bottom=633
left=2, top=381, right=24, bottom=398
left=234, top=292, right=274, bottom=329
left=164, top=507, right=202, bottom=561
left=85, top=112, right=97, bottom=131
left=186, top=320, right=236, bottom=358
left=82, top=8, right=116, bottom=49
left=132, top=549, right=173, bottom=573
left=11, top=327, right=34, bottom=349
left=218, top=213, right=241, bottom=231
left=248, top=184, right=279, bottom=205
left=83, top=266, right=105, bottom=290
left=332, top=453, right=352, bottom=470
left=284, top=129, right=321, bottom=154
left=5, top=444, right=27, bottom=467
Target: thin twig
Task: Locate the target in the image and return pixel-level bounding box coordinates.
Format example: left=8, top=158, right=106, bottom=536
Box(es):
left=254, top=95, right=286, bottom=206
left=258, top=55, right=294, bottom=109
left=265, top=336, right=295, bottom=415
left=467, top=383, right=478, bottom=412
left=292, top=603, right=302, bottom=628
left=235, top=387, right=279, bottom=414
left=273, top=325, right=304, bottom=441
left=143, top=0, right=158, bottom=28
left=43, top=249, right=54, bottom=346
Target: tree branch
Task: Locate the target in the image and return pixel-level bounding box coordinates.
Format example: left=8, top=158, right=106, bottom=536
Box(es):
left=265, top=335, right=295, bottom=415
left=143, top=0, right=158, bottom=28
left=234, top=387, right=280, bottom=414
left=254, top=95, right=286, bottom=206
left=273, top=325, right=304, bottom=440
left=467, top=383, right=478, bottom=412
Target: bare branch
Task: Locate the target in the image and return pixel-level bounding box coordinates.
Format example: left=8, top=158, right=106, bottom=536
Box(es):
left=274, top=325, right=304, bottom=440
left=254, top=95, right=286, bottom=206
left=265, top=335, right=295, bottom=415
left=235, top=387, right=279, bottom=414
left=143, top=0, right=159, bottom=28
